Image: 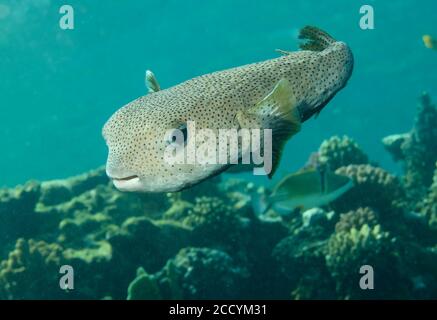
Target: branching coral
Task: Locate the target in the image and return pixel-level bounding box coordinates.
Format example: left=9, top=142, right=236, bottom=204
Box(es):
left=183, top=197, right=241, bottom=235
left=318, top=135, right=369, bottom=171
left=333, top=164, right=404, bottom=216
left=335, top=207, right=379, bottom=233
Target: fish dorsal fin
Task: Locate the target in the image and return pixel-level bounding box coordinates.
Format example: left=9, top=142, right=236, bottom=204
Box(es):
left=299, top=26, right=336, bottom=52
left=236, top=79, right=301, bottom=179
left=145, top=70, right=161, bottom=93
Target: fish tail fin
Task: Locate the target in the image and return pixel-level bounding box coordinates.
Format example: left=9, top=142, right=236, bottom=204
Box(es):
left=299, top=26, right=336, bottom=51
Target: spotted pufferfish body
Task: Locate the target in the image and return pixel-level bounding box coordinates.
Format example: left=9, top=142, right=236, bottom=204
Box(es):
left=103, top=26, right=354, bottom=192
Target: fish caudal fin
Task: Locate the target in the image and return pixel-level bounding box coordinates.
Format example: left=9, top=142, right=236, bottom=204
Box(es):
left=299, top=26, right=336, bottom=51
left=236, top=79, right=301, bottom=178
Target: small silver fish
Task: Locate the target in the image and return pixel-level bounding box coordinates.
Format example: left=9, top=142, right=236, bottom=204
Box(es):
left=103, top=26, right=353, bottom=192
left=257, top=169, right=354, bottom=214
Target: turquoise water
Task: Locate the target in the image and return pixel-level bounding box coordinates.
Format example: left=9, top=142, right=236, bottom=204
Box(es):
left=1, top=0, right=437, bottom=187
left=1, top=0, right=437, bottom=301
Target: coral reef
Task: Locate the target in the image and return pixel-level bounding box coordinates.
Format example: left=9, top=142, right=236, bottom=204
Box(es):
left=420, top=162, right=437, bottom=232
left=0, top=239, right=68, bottom=299
left=0, top=95, right=436, bottom=300
left=318, top=135, right=369, bottom=171
left=165, top=248, right=245, bottom=299
left=332, top=164, right=404, bottom=216
left=127, top=267, right=162, bottom=300
left=325, top=224, right=409, bottom=299
left=127, top=247, right=247, bottom=299
left=0, top=182, right=42, bottom=257
left=383, top=93, right=437, bottom=201
left=335, top=207, right=379, bottom=233
left=273, top=227, right=334, bottom=299
left=107, top=216, right=191, bottom=276
left=38, top=167, right=108, bottom=206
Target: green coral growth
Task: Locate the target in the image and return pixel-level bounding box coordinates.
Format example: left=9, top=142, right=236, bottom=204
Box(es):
left=127, top=267, right=162, bottom=300
left=127, top=248, right=246, bottom=300
left=333, top=164, right=404, bottom=215
left=0, top=239, right=68, bottom=300
left=335, top=207, right=379, bottom=233
left=319, top=135, right=369, bottom=171
left=325, top=224, right=407, bottom=299
left=420, top=162, right=437, bottom=231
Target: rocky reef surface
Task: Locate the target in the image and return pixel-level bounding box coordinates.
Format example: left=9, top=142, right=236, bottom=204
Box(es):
left=1, top=95, right=436, bottom=300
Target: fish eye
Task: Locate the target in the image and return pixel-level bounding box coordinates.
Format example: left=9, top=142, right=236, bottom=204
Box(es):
left=166, top=123, right=188, bottom=146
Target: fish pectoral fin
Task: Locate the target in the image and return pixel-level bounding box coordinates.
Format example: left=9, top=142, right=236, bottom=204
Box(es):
left=145, top=70, right=161, bottom=93
left=237, top=79, right=301, bottom=178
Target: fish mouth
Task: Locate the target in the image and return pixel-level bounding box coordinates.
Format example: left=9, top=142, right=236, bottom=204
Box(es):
left=109, top=175, right=142, bottom=192
left=111, top=175, right=139, bottom=181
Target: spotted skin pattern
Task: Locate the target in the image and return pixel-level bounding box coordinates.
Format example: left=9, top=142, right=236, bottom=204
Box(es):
left=103, top=26, right=354, bottom=192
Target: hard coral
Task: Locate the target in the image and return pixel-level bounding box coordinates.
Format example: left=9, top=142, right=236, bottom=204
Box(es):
left=127, top=247, right=246, bottom=299
left=0, top=238, right=68, bottom=299
left=318, top=135, right=369, bottom=171
left=335, top=207, right=379, bottom=233
left=0, top=182, right=42, bottom=256
left=167, top=196, right=247, bottom=250
left=333, top=164, right=404, bottom=215
left=383, top=93, right=437, bottom=201
left=421, top=162, right=437, bottom=231
left=325, top=224, right=408, bottom=299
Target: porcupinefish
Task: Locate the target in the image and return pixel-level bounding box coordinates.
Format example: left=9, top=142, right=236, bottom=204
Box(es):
left=254, top=168, right=354, bottom=215
left=103, top=26, right=354, bottom=192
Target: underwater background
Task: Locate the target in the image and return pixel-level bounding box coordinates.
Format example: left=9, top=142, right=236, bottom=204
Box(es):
left=0, top=0, right=437, bottom=299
